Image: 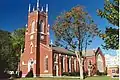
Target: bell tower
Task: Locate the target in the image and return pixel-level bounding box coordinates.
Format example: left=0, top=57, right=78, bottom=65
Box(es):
left=27, top=3, right=49, bottom=46
left=20, top=0, right=53, bottom=77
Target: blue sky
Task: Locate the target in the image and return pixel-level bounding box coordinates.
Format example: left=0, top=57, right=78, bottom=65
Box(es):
left=0, top=0, right=117, bottom=56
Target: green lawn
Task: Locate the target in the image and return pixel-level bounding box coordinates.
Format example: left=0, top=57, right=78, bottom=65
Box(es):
left=15, top=76, right=119, bottom=80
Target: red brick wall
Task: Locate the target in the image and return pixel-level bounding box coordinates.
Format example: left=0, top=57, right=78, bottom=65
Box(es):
left=20, top=10, right=51, bottom=77
left=39, top=43, right=53, bottom=76
left=20, top=9, right=105, bottom=77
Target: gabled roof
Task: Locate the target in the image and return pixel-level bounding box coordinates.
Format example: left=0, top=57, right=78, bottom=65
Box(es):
left=52, top=46, right=74, bottom=55
left=82, top=50, right=96, bottom=57
left=51, top=45, right=101, bottom=57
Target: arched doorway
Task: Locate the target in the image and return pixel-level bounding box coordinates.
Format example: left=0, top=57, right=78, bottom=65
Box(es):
left=97, top=54, right=104, bottom=72
left=28, top=58, right=34, bottom=72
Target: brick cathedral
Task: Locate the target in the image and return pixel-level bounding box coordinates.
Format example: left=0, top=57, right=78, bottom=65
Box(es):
left=19, top=0, right=105, bottom=77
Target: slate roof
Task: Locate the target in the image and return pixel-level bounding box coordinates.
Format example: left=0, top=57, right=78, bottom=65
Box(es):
left=81, top=50, right=96, bottom=57
left=52, top=46, right=74, bottom=55
left=52, top=46, right=97, bottom=57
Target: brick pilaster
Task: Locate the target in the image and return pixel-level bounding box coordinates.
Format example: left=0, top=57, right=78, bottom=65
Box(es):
left=76, top=59, right=79, bottom=72
left=65, top=55, right=68, bottom=72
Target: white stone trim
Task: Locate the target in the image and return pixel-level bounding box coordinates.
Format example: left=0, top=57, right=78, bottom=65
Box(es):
left=44, top=70, right=48, bottom=72
left=31, top=21, right=35, bottom=33
left=66, top=55, right=67, bottom=57
left=63, top=56, right=65, bottom=72
left=34, top=60, right=36, bottom=64
left=59, top=54, right=61, bottom=56
left=45, top=55, right=48, bottom=58
left=35, top=45, right=37, bottom=47
left=35, top=29, right=37, bottom=31
left=74, top=59, right=76, bottom=71
left=40, top=43, right=52, bottom=50
left=69, top=58, right=71, bottom=72
left=22, top=61, right=27, bottom=65
left=29, top=32, right=36, bottom=35
left=40, top=32, right=45, bottom=34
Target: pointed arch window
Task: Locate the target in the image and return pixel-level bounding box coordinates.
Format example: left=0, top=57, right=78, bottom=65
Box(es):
left=30, top=42, right=33, bottom=53
left=74, top=58, right=76, bottom=71
left=31, top=21, right=35, bottom=33
left=97, top=54, right=104, bottom=72
left=63, top=56, right=65, bottom=72
left=44, top=55, right=48, bottom=71
left=69, top=58, right=71, bottom=72
left=39, top=20, right=44, bottom=33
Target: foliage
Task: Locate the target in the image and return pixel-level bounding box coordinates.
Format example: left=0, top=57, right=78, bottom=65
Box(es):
left=11, top=28, right=26, bottom=53
left=62, top=72, right=87, bottom=77
left=0, top=27, right=25, bottom=77
left=62, top=72, right=80, bottom=76
left=96, top=70, right=107, bottom=76
left=53, top=5, right=99, bottom=52
left=10, top=28, right=26, bottom=71
left=52, top=5, right=99, bottom=79
left=0, top=30, right=13, bottom=78
left=97, top=0, right=119, bottom=50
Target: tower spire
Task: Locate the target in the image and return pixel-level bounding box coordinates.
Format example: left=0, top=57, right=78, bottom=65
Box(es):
left=46, top=4, right=48, bottom=13
left=33, top=6, right=35, bottom=11
left=41, top=6, right=43, bottom=12
left=37, top=0, right=39, bottom=10
left=28, top=4, right=31, bottom=13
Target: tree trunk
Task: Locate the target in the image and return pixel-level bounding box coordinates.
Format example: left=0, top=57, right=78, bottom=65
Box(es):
left=77, top=56, right=84, bottom=79
left=79, top=57, right=84, bottom=79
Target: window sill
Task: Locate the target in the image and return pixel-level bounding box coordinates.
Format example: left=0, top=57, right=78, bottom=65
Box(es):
left=44, top=70, right=48, bottom=72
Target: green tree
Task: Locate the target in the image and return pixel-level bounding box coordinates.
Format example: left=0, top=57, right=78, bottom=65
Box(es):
left=52, top=6, right=99, bottom=79
left=0, top=27, right=25, bottom=77
left=0, top=30, right=13, bottom=77
left=10, top=27, right=26, bottom=70
left=97, top=0, right=119, bottom=50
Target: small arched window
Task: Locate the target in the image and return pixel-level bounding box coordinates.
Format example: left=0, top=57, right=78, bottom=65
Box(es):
left=30, top=42, right=33, bottom=53
left=45, top=55, right=48, bottom=71
left=31, top=21, right=35, bottom=33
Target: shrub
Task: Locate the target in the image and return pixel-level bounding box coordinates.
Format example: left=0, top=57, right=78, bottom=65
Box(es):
left=83, top=71, right=88, bottom=78
left=25, top=69, right=33, bottom=77
left=62, top=72, right=80, bottom=76
left=70, top=72, right=77, bottom=76
left=19, top=71, right=22, bottom=78
left=62, top=72, right=70, bottom=76
left=75, top=72, right=80, bottom=76
left=113, top=75, right=119, bottom=77
left=96, top=70, right=106, bottom=76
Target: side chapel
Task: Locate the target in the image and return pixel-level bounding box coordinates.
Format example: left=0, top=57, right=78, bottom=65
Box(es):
left=19, top=0, right=105, bottom=77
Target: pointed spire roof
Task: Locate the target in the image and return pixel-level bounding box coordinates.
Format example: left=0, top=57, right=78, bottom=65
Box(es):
left=46, top=4, right=48, bottom=13
left=28, top=4, right=31, bottom=13
left=41, top=6, right=43, bottom=12
left=33, top=6, right=35, bottom=11
left=37, top=0, right=39, bottom=10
